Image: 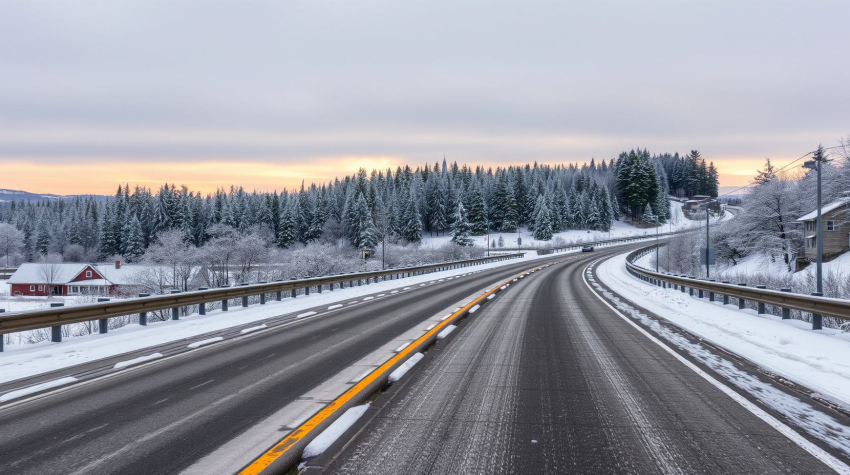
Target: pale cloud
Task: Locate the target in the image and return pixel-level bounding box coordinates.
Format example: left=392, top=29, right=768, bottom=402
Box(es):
left=0, top=0, right=848, bottom=194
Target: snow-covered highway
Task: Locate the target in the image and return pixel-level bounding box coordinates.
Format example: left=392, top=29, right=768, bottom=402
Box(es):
left=316, top=245, right=850, bottom=474
left=0, top=254, right=565, bottom=475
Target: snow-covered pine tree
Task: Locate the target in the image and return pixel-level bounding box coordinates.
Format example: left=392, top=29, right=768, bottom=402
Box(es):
left=643, top=203, right=655, bottom=223
left=34, top=214, right=50, bottom=256
left=450, top=202, right=474, bottom=246
left=401, top=190, right=423, bottom=243
left=276, top=201, right=298, bottom=248
left=121, top=216, right=145, bottom=261
left=355, top=194, right=378, bottom=249
left=467, top=183, right=488, bottom=235
left=532, top=197, right=553, bottom=241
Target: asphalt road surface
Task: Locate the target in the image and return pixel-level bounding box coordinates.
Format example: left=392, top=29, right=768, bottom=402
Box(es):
left=324, top=248, right=838, bottom=474
left=0, top=254, right=560, bottom=475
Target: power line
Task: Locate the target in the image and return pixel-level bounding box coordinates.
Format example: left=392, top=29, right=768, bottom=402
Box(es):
left=719, top=145, right=844, bottom=197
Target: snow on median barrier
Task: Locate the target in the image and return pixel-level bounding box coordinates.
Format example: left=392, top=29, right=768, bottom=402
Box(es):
left=240, top=324, right=267, bottom=334
left=0, top=377, right=78, bottom=403
left=328, top=304, right=343, bottom=310
left=297, top=311, right=317, bottom=319
left=188, top=337, right=224, bottom=349
left=302, top=404, right=371, bottom=458
left=388, top=352, right=425, bottom=382
left=468, top=304, right=481, bottom=314
left=437, top=325, right=457, bottom=340
left=114, top=353, right=163, bottom=369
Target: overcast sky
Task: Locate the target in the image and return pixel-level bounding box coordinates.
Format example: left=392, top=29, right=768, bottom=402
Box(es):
left=1, top=0, right=848, bottom=194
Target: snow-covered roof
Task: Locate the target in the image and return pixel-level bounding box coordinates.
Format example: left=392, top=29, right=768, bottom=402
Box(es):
left=95, top=265, right=148, bottom=285
left=9, top=262, right=149, bottom=285
left=7, top=263, right=88, bottom=284
left=797, top=199, right=850, bottom=221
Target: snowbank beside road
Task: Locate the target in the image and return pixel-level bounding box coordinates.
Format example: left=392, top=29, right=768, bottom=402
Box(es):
left=0, top=252, right=555, bottom=385
left=596, top=251, right=850, bottom=408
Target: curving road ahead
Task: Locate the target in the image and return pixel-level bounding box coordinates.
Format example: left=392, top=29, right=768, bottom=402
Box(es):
left=321, top=247, right=845, bottom=474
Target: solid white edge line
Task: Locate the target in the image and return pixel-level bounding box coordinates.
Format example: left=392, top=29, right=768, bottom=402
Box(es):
left=581, top=260, right=850, bottom=475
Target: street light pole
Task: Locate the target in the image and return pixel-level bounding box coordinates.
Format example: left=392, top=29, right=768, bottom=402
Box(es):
left=485, top=220, right=490, bottom=257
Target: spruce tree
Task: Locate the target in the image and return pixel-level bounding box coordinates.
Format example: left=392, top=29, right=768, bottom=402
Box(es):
left=401, top=192, right=423, bottom=243
left=532, top=198, right=553, bottom=241
left=34, top=215, right=50, bottom=256
left=467, top=183, right=488, bottom=235
left=276, top=202, right=298, bottom=248
left=450, top=202, right=474, bottom=246
left=122, top=216, right=145, bottom=261
left=350, top=195, right=375, bottom=249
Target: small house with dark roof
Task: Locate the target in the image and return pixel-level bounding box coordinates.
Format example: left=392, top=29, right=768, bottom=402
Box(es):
left=797, top=198, right=850, bottom=261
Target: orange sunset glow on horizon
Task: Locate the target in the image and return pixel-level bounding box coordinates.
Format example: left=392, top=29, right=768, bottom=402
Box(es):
left=0, top=154, right=776, bottom=196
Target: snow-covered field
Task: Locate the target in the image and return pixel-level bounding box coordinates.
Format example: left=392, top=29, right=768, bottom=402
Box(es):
left=421, top=200, right=729, bottom=249
left=0, top=251, right=562, bottom=385
left=597, top=250, right=850, bottom=408
left=714, top=250, right=850, bottom=283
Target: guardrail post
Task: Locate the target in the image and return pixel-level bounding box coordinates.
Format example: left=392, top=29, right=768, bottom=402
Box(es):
left=259, top=282, right=267, bottom=304
left=96, top=297, right=110, bottom=333
left=780, top=288, right=791, bottom=319
left=221, top=285, right=230, bottom=311
left=50, top=302, right=64, bottom=342
left=722, top=281, right=730, bottom=304
left=305, top=285, right=310, bottom=296
left=708, top=281, right=715, bottom=302
left=317, top=282, right=323, bottom=293
left=291, top=278, right=297, bottom=298
left=738, top=284, right=747, bottom=309
left=698, top=289, right=703, bottom=299
left=138, top=293, right=150, bottom=325
left=170, top=290, right=181, bottom=320
left=197, top=288, right=208, bottom=314
left=755, top=285, right=767, bottom=314
left=811, top=292, right=823, bottom=330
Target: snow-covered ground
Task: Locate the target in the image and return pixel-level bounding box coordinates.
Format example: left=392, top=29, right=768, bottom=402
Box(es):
left=0, top=252, right=559, bottom=385
left=421, top=199, right=728, bottom=249
left=596, top=250, right=850, bottom=408
left=714, top=250, right=850, bottom=283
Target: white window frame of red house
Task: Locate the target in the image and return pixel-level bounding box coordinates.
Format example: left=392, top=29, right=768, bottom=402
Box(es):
left=38, top=285, right=43, bottom=291
left=86, top=270, right=92, bottom=278
left=30, top=285, right=35, bottom=292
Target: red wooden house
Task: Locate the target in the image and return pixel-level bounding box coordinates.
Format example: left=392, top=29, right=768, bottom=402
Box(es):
left=8, top=261, right=142, bottom=296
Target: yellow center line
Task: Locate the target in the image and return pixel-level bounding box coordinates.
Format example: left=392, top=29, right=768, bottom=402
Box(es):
left=238, top=261, right=556, bottom=475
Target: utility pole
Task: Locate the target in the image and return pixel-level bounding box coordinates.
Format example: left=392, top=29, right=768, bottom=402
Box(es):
left=705, top=205, right=710, bottom=278
left=804, top=145, right=829, bottom=295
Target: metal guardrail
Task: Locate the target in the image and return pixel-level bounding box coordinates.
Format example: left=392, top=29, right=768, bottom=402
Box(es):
left=0, top=230, right=693, bottom=352
left=0, top=254, right=526, bottom=350
left=517, top=230, right=686, bottom=253
left=0, top=268, right=15, bottom=279
left=625, top=244, right=850, bottom=330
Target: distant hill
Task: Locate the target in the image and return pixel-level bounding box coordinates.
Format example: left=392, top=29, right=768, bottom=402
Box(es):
left=0, top=189, right=109, bottom=203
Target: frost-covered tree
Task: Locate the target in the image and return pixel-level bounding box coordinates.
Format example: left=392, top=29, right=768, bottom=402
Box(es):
left=121, top=216, right=146, bottom=261
left=532, top=197, right=553, bottom=241
left=0, top=222, right=24, bottom=268
left=450, top=202, right=474, bottom=246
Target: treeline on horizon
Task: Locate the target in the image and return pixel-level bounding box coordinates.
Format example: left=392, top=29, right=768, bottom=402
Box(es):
left=0, top=149, right=718, bottom=263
